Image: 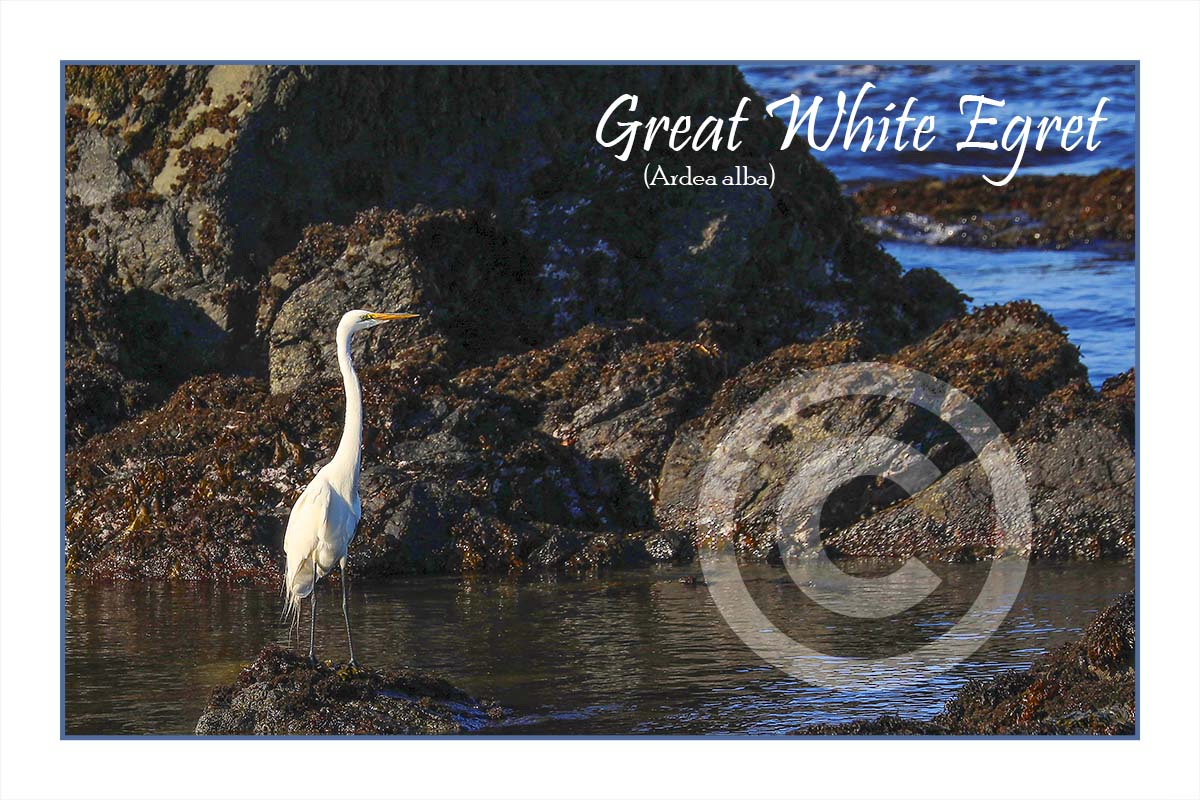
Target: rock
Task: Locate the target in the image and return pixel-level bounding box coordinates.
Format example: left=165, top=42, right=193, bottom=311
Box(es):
left=264, top=207, right=544, bottom=393
left=65, top=356, right=150, bottom=449
left=852, top=168, right=1134, bottom=249
left=64, top=65, right=963, bottom=440
left=821, top=375, right=1134, bottom=560
left=66, top=321, right=718, bottom=580
left=795, top=591, right=1135, bottom=735
left=655, top=302, right=1089, bottom=557
left=797, top=714, right=949, bottom=735
left=195, top=645, right=502, bottom=735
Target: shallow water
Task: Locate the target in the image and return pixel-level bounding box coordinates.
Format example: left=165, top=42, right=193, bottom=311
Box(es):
left=65, top=561, right=1132, bottom=735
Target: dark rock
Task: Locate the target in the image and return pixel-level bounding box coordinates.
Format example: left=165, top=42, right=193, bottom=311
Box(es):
left=65, top=357, right=151, bottom=448
left=264, top=208, right=545, bottom=393
left=655, top=302, right=1089, bottom=558
left=853, top=168, right=1135, bottom=249
left=195, top=645, right=501, bottom=735
left=795, top=591, right=1135, bottom=735
left=65, top=65, right=964, bottom=441
left=796, top=714, right=949, bottom=735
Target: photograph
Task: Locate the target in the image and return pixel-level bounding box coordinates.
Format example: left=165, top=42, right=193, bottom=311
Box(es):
left=62, top=61, right=1139, bottom=738
left=4, top=3, right=1200, bottom=799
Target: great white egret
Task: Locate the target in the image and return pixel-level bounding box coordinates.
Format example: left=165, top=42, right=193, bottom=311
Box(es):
left=282, top=309, right=418, bottom=665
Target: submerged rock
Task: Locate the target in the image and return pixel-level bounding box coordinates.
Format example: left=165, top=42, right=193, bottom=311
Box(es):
left=853, top=168, right=1134, bottom=249
left=195, top=645, right=502, bottom=735
left=796, top=590, right=1135, bottom=735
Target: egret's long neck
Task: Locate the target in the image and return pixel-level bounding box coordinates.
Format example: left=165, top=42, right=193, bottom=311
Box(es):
left=331, top=323, right=364, bottom=492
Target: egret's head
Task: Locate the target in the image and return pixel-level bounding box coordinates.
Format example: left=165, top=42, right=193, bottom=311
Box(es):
left=341, top=309, right=419, bottom=334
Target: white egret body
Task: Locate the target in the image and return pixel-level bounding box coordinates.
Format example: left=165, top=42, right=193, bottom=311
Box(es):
left=282, top=309, right=417, bottom=664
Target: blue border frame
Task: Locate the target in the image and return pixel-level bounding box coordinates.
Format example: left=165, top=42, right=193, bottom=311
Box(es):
left=60, top=59, right=1137, bottom=743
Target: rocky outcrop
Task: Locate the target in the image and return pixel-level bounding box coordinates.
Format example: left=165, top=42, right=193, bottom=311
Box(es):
left=65, top=65, right=963, bottom=442
left=822, top=372, right=1134, bottom=560
left=65, top=314, right=720, bottom=580
left=64, top=67, right=1131, bottom=579
left=65, top=294, right=1132, bottom=580
left=263, top=207, right=545, bottom=393
left=852, top=168, right=1134, bottom=249
left=654, top=301, right=1095, bottom=558
left=195, top=645, right=502, bottom=735
left=796, top=590, right=1135, bottom=735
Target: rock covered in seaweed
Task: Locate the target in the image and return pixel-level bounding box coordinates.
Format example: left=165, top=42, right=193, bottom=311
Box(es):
left=852, top=168, right=1134, bottom=249
left=821, top=372, right=1134, bottom=561
left=65, top=316, right=719, bottom=580
left=194, top=645, right=502, bottom=735
left=654, top=301, right=1093, bottom=557
left=796, top=590, right=1135, bottom=735
left=65, top=295, right=1131, bottom=580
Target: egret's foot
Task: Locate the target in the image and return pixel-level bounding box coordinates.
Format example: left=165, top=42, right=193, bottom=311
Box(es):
left=335, top=662, right=364, bottom=681
left=349, top=658, right=359, bottom=669
left=307, top=655, right=318, bottom=668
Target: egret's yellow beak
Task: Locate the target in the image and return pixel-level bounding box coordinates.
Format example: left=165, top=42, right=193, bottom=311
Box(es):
left=367, top=312, right=419, bottom=321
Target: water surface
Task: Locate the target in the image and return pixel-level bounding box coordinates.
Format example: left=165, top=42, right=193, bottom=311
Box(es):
left=66, top=561, right=1132, bottom=735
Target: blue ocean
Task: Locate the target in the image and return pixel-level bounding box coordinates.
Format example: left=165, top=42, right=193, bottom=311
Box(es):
left=742, top=63, right=1136, bottom=385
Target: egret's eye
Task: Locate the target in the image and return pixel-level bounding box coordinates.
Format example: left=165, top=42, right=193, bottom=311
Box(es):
left=361, top=314, right=370, bottom=321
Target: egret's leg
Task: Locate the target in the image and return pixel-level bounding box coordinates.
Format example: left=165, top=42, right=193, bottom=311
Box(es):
left=308, top=582, right=317, bottom=666
left=341, top=558, right=357, bottom=667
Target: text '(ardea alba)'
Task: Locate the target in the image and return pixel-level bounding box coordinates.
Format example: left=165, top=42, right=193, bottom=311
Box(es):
left=282, top=309, right=418, bottom=665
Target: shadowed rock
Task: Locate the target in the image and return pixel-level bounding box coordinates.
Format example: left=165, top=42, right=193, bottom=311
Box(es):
left=64, top=65, right=963, bottom=440
left=821, top=373, right=1134, bottom=560
left=195, top=645, right=502, bottom=735
left=264, top=208, right=545, bottom=393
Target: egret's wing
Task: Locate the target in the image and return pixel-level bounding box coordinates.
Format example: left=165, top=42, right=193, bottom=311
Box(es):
left=282, top=479, right=333, bottom=618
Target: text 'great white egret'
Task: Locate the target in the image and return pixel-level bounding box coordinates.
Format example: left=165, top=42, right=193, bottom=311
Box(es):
left=282, top=309, right=418, bottom=665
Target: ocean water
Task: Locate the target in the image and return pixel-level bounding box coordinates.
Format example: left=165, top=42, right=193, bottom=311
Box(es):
left=739, top=63, right=1136, bottom=185
left=741, top=64, right=1136, bottom=385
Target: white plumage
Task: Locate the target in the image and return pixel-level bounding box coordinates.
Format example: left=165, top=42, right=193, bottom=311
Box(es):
left=281, top=309, right=417, bottom=665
